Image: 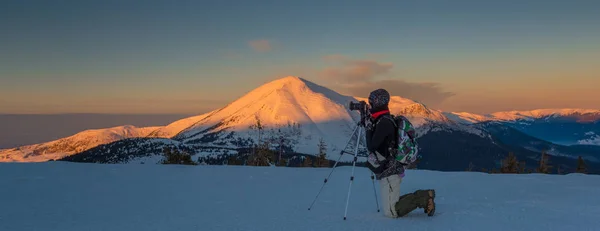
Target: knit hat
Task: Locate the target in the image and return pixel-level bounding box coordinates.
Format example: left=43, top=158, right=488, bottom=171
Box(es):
left=368, top=88, right=390, bottom=112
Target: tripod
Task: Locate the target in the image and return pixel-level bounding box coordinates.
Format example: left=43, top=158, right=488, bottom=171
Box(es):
left=307, top=121, right=380, bottom=220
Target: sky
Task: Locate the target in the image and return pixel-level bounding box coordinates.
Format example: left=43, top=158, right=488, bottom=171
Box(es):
left=1, top=0, right=599, bottom=115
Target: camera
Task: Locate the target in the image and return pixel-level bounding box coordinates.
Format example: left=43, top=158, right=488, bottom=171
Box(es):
left=349, top=100, right=367, bottom=113
left=349, top=100, right=370, bottom=126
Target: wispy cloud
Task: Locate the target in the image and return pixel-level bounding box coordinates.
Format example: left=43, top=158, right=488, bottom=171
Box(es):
left=318, top=55, right=455, bottom=107
left=248, top=39, right=272, bottom=52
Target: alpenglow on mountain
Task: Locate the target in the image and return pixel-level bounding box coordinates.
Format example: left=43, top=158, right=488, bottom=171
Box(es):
left=1, top=76, right=599, bottom=173
left=0, top=76, right=477, bottom=162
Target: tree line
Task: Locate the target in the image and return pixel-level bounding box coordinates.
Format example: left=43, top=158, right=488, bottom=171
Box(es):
left=467, top=151, right=588, bottom=174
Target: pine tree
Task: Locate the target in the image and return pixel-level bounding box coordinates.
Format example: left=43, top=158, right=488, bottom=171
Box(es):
left=303, top=156, right=313, bottom=167
left=278, top=157, right=288, bottom=167
left=249, top=114, right=265, bottom=146
left=518, top=161, right=527, bottom=174
left=536, top=151, right=552, bottom=174
left=576, top=156, right=587, bottom=174
left=227, top=155, right=242, bottom=165
left=161, top=147, right=196, bottom=165
left=247, top=142, right=274, bottom=166
left=316, top=138, right=329, bottom=167
left=500, top=152, right=519, bottom=173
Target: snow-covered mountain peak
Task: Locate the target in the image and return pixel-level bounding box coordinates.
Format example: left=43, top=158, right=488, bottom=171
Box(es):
left=353, top=95, right=452, bottom=127
left=444, top=112, right=490, bottom=124
left=172, top=76, right=359, bottom=144
left=448, top=108, right=600, bottom=124
left=0, top=76, right=488, bottom=162
left=0, top=125, right=160, bottom=162
left=490, top=108, right=600, bottom=122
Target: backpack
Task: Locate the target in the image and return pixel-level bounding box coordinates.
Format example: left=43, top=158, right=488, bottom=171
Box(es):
left=382, top=114, right=419, bottom=166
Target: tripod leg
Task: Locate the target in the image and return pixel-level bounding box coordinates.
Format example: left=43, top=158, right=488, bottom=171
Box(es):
left=308, top=125, right=359, bottom=211
left=343, top=127, right=362, bottom=220
left=307, top=151, right=344, bottom=211
left=371, top=172, right=380, bottom=212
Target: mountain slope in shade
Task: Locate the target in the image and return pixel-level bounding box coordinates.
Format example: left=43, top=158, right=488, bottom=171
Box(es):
left=477, top=122, right=600, bottom=162
left=446, top=109, right=600, bottom=146
left=579, top=132, right=600, bottom=145
left=0, top=125, right=160, bottom=162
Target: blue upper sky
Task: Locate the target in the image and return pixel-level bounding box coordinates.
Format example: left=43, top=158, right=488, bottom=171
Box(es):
left=1, top=0, right=599, bottom=114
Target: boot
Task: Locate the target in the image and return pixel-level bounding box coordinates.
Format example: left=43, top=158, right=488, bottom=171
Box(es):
left=394, top=190, right=435, bottom=217
left=394, top=193, right=419, bottom=217
left=414, top=189, right=435, bottom=216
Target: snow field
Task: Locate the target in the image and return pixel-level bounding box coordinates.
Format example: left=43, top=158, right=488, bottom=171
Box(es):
left=1, top=162, right=599, bottom=231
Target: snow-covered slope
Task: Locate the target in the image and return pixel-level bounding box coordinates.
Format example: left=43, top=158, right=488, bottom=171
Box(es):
left=175, top=76, right=359, bottom=144
left=165, top=76, right=482, bottom=160
left=1, top=76, right=489, bottom=163
left=579, top=132, right=600, bottom=145
left=0, top=125, right=160, bottom=162
left=355, top=96, right=452, bottom=128
left=489, top=109, right=600, bottom=122
left=446, top=109, right=600, bottom=146
left=444, top=112, right=490, bottom=124
left=447, top=109, right=600, bottom=124
left=2, top=162, right=599, bottom=231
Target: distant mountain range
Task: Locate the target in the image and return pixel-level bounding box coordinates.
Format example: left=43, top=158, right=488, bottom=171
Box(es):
left=446, top=109, right=600, bottom=146
left=2, top=76, right=599, bottom=173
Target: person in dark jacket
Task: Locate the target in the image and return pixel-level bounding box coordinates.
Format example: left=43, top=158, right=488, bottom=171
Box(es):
left=365, top=88, right=436, bottom=218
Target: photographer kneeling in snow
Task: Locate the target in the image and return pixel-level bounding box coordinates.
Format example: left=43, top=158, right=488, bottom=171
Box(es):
left=364, top=88, right=436, bottom=218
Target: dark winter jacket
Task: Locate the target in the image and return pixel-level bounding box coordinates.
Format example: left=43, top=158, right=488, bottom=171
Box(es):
left=365, top=110, right=405, bottom=180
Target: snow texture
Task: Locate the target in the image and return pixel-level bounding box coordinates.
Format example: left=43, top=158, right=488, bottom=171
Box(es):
left=2, top=76, right=476, bottom=163
left=447, top=109, right=600, bottom=124
left=1, top=162, right=599, bottom=231
left=579, top=135, right=600, bottom=145
left=3, top=76, right=597, bottom=162
left=0, top=125, right=160, bottom=162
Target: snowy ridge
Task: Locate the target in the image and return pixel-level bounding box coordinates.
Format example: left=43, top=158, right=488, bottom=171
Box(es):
left=490, top=108, right=600, bottom=121
left=447, top=108, right=600, bottom=124
left=1, top=76, right=491, bottom=163
left=6, top=76, right=596, bottom=162
left=146, top=113, right=214, bottom=138
left=0, top=125, right=160, bottom=162
left=579, top=134, right=600, bottom=146
left=170, top=76, right=362, bottom=160
left=444, top=112, right=490, bottom=124
left=354, top=96, right=451, bottom=128
left=167, top=76, right=486, bottom=160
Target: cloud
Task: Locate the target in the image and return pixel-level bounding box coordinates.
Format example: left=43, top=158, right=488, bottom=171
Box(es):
left=248, top=39, right=272, bottom=52
left=318, top=55, right=455, bottom=107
